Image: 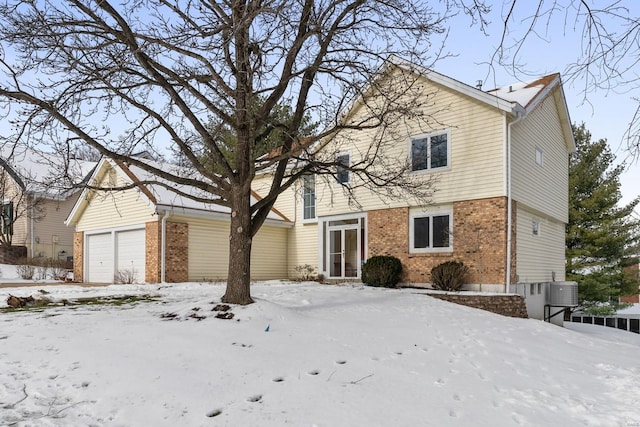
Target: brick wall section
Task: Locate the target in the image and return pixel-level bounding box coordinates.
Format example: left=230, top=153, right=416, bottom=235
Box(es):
left=145, top=221, right=160, bottom=283
left=73, top=231, right=84, bottom=282
left=368, top=197, right=516, bottom=285
left=165, top=222, right=188, bottom=282
left=428, top=293, right=528, bottom=318
left=145, top=220, right=189, bottom=283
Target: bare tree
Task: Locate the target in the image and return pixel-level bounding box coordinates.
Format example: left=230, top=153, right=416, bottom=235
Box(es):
left=493, top=1, right=640, bottom=153
left=0, top=1, right=489, bottom=304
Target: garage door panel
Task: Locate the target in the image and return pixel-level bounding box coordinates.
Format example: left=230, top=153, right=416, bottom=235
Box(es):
left=87, top=233, right=114, bottom=283
left=116, top=229, right=146, bottom=283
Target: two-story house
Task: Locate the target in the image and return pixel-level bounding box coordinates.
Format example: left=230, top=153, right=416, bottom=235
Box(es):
left=255, top=57, right=574, bottom=292
left=0, top=145, right=96, bottom=261
left=66, top=57, right=574, bottom=292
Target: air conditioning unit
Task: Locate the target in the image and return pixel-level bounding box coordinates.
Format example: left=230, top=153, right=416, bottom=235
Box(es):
left=549, top=281, right=578, bottom=306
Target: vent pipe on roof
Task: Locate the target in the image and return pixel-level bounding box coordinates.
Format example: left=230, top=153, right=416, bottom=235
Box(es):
left=508, top=85, right=513, bottom=92
left=476, top=80, right=483, bottom=90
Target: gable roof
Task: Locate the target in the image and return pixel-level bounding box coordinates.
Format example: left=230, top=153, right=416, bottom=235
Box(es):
left=383, top=56, right=575, bottom=152
left=65, top=157, right=292, bottom=226
left=0, top=144, right=97, bottom=199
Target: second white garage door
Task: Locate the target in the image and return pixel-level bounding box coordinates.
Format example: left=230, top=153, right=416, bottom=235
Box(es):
left=115, top=229, right=146, bottom=283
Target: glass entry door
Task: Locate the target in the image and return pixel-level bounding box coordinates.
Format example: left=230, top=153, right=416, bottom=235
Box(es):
left=329, top=227, right=359, bottom=278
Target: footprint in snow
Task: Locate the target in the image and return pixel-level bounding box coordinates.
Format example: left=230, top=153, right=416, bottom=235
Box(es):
left=272, top=377, right=285, bottom=383
left=335, top=360, right=347, bottom=365
left=206, top=409, right=223, bottom=418
left=247, top=394, right=262, bottom=403
left=307, top=370, right=320, bottom=376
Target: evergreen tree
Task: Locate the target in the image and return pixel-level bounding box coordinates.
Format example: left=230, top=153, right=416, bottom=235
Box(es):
left=567, top=123, right=640, bottom=312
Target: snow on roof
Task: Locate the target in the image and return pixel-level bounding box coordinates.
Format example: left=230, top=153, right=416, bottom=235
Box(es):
left=0, top=144, right=96, bottom=198
left=487, top=74, right=559, bottom=109
left=116, top=159, right=290, bottom=223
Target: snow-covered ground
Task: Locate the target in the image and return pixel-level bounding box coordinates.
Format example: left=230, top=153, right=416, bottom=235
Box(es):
left=1, top=268, right=640, bottom=426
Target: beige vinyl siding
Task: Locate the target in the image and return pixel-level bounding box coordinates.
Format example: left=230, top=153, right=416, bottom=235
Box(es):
left=31, top=194, right=79, bottom=258
left=516, top=205, right=566, bottom=283
left=286, top=223, right=319, bottom=278
left=252, top=174, right=297, bottom=221
left=251, top=225, right=288, bottom=279
left=511, top=93, right=569, bottom=222
left=183, top=215, right=288, bottom=281
left=313, top=72, right=507, bottom=217
left=76, top=170, right=155, bottom=232
left=183, top=216, right=229, bottom=281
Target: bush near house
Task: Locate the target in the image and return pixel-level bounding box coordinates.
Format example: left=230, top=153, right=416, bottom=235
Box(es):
left=431, top=261, right=469, bottom=291
left=362, top=255, right=402, bottom=288
left=16, top=257, right=72, bottom=280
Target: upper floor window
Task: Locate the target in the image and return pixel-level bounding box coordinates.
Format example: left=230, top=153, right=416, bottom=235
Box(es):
left=409, top=209, right=453, bottom=253
left=1, top=201, right=13, bottom=236
left=411, top=131, right=449, bottom=172
left=336, top=153, right=350, bottom=184
left=535, top=148, right=543, bottom=166
left=532, top=219, right=540, bottom=236
left=302, top=174, right=316, bottom=220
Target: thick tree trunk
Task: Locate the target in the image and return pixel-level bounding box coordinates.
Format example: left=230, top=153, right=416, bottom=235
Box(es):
left=222, top=186, right=254, bottom=305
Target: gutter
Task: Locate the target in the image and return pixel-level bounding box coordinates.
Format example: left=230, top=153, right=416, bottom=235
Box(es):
left=506, top=110, right=525, bottom=293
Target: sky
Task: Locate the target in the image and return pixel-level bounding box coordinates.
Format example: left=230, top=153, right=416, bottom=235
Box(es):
left=1, top=266, right=640, bottom=426
left=430, top=1, right=640, bottom=210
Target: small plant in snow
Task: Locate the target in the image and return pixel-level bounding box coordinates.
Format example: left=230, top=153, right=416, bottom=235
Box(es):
left=294, top=264, right=316, bottom=281
left=16, top=260, right=35, bottom=280
left=114, top=268, right=138, bottom=284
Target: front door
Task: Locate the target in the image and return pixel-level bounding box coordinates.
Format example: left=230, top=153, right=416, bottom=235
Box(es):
left=329, top=227, right=359, bottom=278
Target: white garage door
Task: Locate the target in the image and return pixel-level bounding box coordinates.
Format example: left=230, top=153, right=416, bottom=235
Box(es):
left=116, top=229, right=146, bottom=283
left=86, top=233, right=114, bottom=283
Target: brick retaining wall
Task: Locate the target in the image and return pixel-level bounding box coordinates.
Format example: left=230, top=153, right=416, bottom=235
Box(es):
left=428, top=293, right=528, bottom=318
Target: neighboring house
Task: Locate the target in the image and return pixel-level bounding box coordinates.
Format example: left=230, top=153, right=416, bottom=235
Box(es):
left=621, top=260, right=640, bottom=304
left=254, top=57, right=575, bottom=293
left=65, top=158, right=291, bottom=283
left=0, top=146, right=95, bottom=261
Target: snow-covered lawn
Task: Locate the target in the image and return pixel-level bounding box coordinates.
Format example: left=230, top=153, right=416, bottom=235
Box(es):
left=1, top=276, right=640, bottom=426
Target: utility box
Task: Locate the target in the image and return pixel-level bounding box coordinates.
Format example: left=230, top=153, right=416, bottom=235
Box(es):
left=549, top=281, right=579, bottom=307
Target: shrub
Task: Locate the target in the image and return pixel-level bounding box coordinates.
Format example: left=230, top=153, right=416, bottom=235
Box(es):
left=115, top=268, right=138, bottom=284
left=361, top=256, right=402, bottom=288
left=294, top=264, right=316, bottom=281
left=16, top=258, right=35, bottom=280
left=431, top=261, right=469, bottom=291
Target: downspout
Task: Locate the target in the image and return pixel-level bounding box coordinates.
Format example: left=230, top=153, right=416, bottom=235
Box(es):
left=160, top=210, right=170, bottom=283
left=506, top=110, right=524, bottom=294
left=30, top=194, right=35, bottom=258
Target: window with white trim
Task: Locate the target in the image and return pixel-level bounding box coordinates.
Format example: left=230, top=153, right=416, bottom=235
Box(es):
left=411, top=131, right=449, bottom=172
left=532, top=220, right=540, bottom=236
left=302, top=174, right=316, bottom=220
left=535, top=148, right=543, bottom=166
left=410, top=210, right=452, bottom=253
left=336, top=153, right=350, bottom=184
left=1, top=201, right=13, bottom=236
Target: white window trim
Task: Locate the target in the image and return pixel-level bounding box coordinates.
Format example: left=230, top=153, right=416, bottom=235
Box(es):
left=409, top=209, right=453, bottom=253
left=335, top=151, right=350, bottom=184
left=409, top=129, right=452, bottom=173
left=301, top=174, right=317, bottom=223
